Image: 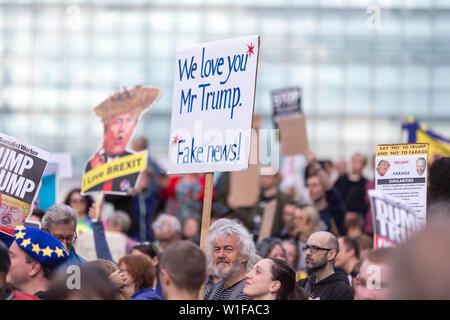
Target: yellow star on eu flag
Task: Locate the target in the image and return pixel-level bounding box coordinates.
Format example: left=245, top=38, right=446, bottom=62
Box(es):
left=54, top=247, right=65, bottom=258
left=15, top=225, right=26, bottom=232
left=15, top=231, right=26, bottom=239
left=42, top=246, right=53, bottom=257
left=21, top=238, right=31, bottom=248
left=32, top=243, right=41, bottom=255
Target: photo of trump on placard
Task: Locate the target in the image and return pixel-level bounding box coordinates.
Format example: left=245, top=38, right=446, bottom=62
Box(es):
left=376, top=159, right=390, bottom=177
left=82, top=86, right=162, bottom=194
left=0, top=194, right=30, bottom=231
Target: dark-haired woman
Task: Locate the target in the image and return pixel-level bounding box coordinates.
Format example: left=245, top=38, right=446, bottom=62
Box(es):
left=243, top=258, right=308, bottom=300
left=64, top=188, right=95, bottom=233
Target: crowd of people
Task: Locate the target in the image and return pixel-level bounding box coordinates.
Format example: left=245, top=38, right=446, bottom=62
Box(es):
left=0, top=134, right=449, bottom=300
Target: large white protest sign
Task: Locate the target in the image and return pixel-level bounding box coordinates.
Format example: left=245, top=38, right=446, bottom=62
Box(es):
left=369, top=190, right=425, bottom=248
left=375, top=143, right=429, bottom=223
left=168, top=35, right=260, bottom=174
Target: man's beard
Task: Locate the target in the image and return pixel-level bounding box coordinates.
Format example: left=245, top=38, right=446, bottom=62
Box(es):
left=308, top=259, right=328, bottom=273
left=214, top=257, right=243, bottom=280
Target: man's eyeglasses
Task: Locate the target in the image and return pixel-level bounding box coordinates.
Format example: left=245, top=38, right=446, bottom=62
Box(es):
left=136, top=241, right=153, bottom=246
left=54, top=232, right=77, bottom=245
left=302, top=244, right=332, bottom=254
left=157, top=237, right=174, bottom=243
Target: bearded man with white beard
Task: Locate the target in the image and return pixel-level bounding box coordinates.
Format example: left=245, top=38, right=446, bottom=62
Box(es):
left=204, top=223, right=258, bottom=300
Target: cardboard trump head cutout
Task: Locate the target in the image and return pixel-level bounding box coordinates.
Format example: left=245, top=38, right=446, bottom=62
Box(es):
left=82, top=86, right=162, bottom=194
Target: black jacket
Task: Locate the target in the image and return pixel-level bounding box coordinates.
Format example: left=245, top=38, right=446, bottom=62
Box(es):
left=297, top=271, right=354, bottom=300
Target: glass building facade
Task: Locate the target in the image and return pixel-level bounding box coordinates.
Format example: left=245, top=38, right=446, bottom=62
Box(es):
left=1, top=0, right=449, bottom=177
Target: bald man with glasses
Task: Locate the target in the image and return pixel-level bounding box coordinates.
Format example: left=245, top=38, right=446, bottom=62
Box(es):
left=296, top=231, right=354, bottom=300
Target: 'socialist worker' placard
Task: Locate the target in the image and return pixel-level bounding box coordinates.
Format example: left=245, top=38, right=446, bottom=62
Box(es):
left=375, top=143, right=429, bottom=224
left=0, top=132, right=49, bottom=235
left=168, top=35, right=260, bottom=174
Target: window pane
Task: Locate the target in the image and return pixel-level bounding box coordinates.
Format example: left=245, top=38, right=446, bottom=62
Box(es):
left=376, top=66, right=401, bottom=89
left=375, top=90, right=401, bottom=116
left=433, top=66, right=450, bottom=89
left=404, top=65, right=429, bottom=89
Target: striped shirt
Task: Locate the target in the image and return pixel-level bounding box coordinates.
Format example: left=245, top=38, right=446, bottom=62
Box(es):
left=204, top=278, right=251, bottom=300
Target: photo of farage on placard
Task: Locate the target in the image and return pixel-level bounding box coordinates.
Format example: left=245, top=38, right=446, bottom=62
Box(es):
left=376, top=159, right=390, bottom=177
left=416, top=157, right=426, bottom=176
left=82, top=86, right=162, bottom=194
left=0, top=194, right=30, bottom=231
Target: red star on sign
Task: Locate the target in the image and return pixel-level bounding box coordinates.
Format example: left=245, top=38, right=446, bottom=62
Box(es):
left=247, top=43, right=255, bottom=56
left=172, top=136, right=180, bottom=144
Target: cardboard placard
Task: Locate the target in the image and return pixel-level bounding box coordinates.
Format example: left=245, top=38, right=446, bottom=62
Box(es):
left=168, top=35, right=260, bottom=174
left=0, top=132, right=49, bottom=235
left=229, top=113, right=261, bottom=208
left=272, top=87, right=303, bottom=128
left=229, top=162, right=259, bottom=207
left=50, top=152, right=72, bottom=178
left=369, top=190, right=424, bottom=248
left=258, top=199, right=277, bottom=241
left=279, top=115, right=309, bottom=156
left=375, top=143, right=429, bottom=223
left=82, top=86, right=161, bottom=194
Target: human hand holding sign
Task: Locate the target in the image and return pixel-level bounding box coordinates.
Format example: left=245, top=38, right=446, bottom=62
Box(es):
left=88, top=193, right=104, bottom=223
left=90, top=150, right=106, bottom=169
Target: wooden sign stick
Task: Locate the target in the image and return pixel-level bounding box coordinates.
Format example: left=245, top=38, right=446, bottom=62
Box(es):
left=198, top=172, right=214, bottom=299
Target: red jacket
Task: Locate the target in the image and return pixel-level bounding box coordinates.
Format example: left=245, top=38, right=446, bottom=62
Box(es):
left=165, top=174, right=216, bottom=201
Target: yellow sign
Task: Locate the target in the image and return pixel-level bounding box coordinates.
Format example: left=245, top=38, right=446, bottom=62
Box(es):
left=376, top=143, right=429, bottom=158
left=81, top=152, right=147, bottom=192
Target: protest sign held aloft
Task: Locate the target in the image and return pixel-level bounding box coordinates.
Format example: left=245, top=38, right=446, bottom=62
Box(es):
left=229, top=113, right=261, bottom=208
left=271, top=87, right=303, bottom=128
left=375, top=143, right=429, bottom=223
left=82, top=86, right=161, bottom=194
left=0, top=132, right=49, bottom=235
left=168, top=35, right=260, bottom=174
left=369, top=190, right=424, bottom=248
left=271, top=87, right=308, bottom=157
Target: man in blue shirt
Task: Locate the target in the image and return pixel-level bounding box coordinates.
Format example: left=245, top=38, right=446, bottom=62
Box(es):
left=41, top=204, right=87, bottom=270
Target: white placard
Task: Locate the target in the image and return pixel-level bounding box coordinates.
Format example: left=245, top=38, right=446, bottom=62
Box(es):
left=369, top=190, right=424, bottom=248
left=50, top=152, right=73, bottom=178
left=168, top=35, right=260, bottom=174
left=375, top=143, right=429, bottom=223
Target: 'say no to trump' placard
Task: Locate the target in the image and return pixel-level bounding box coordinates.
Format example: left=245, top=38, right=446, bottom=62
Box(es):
left=168, top=35, right=260, bottom=174
left=375, top=143, right=429, bottom=223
